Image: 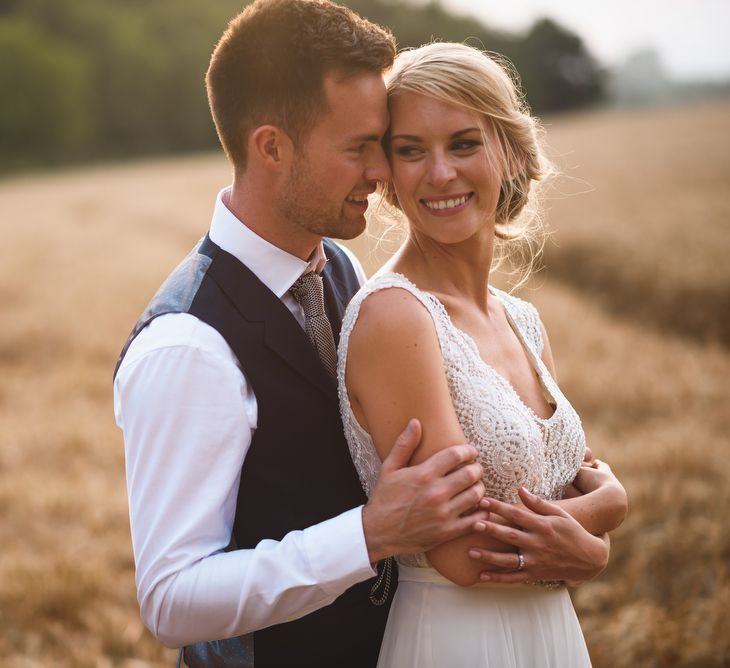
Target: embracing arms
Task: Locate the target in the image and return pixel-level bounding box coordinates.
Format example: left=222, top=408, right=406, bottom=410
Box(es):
left=346, top=288, right=627, bottom=586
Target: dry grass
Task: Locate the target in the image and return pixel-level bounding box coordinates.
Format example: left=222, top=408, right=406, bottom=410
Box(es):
left=541, top=101, right=730, bottom=344
left=1, top=101, right=728, bottom=666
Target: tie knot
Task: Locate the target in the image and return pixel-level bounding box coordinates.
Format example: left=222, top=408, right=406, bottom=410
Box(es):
left=289, top=271, right=326, bottom=317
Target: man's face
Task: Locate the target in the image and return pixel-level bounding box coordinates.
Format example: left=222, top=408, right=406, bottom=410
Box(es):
left=278, top=71, right=390, bottom=241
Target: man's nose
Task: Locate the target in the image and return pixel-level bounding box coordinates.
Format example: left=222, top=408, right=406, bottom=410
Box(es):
left=364, top=145, right=391, bottom=183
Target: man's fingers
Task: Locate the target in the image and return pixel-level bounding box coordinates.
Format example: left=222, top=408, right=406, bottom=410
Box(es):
left=441, top=512, right=490, bottom=542
left=424, top=443, right=479, bottom=477
left=380, top=419, right=422, bottom=473
left=440, top=462, right=483, bottom=502
left=448, top=479, right=486, bottom=517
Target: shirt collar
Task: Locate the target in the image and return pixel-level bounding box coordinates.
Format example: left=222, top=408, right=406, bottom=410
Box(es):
left=209, top=186, right=327, bottom=298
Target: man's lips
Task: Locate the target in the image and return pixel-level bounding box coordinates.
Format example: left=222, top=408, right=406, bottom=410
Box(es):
left=345, top=192, right=372, bottom=213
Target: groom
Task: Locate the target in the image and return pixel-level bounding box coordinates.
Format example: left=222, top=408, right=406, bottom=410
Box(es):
left=114, top=2, right=487, bottom=666
left=114, top=1, right=609, bottom=666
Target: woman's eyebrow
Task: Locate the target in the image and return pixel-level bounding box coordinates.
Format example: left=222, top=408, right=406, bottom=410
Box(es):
left=390, top=127, right=481, bottom=141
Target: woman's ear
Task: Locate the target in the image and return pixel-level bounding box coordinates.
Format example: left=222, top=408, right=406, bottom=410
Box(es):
left=249, top=125, right=295, bottom=171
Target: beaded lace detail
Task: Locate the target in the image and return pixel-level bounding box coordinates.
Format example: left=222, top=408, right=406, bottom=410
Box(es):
left=337, top=273, right=586, bottom=568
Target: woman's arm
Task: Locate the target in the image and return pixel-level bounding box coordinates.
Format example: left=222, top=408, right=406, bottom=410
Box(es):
left=557, top=461, right=628, bottom=533
left=346, top=287, right=512, bottom=586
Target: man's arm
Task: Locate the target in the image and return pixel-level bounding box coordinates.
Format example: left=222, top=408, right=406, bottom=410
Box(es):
left=116, top=314, right=379, bottom=646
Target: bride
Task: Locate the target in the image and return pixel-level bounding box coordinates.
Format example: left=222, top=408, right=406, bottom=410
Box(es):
left=338, top=43, right=627, bottom=667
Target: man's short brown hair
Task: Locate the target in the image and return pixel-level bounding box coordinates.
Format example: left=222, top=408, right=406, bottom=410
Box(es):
left=206, top=0, right=396, bottom=170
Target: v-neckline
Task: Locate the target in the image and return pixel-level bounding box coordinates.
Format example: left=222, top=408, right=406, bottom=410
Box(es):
left=388, top=272, right=559, bottom=424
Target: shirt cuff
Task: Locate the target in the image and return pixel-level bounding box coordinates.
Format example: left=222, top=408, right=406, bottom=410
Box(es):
left=302, top=506, right=376, bottom=596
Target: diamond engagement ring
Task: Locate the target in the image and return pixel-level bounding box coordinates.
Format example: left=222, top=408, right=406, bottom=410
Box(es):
left=516, top=549, right=525, bottom=571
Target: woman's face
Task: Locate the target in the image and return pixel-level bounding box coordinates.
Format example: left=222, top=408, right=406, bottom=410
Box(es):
left=388, top=91, right=503, bottom=246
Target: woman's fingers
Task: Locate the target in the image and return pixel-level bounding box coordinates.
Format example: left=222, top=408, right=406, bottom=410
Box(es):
left=473, top=517, right=528, bottom=548
left=467, top=548, right=530, bottom=583
left=517, top=487, right=572, bottom=518
left=477, top=489, right=568, bottom=531
left=467, top=548, right=522, bottom=573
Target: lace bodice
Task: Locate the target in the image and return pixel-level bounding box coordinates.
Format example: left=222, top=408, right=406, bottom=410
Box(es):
left=337, top=273, right=586, bottom=567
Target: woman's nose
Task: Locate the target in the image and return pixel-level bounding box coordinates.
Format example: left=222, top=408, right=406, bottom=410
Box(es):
left=427, top=154, right=456, bottom=187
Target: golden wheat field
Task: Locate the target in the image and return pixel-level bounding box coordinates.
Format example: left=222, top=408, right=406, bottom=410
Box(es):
left=1, top=100, right=728, bottom=667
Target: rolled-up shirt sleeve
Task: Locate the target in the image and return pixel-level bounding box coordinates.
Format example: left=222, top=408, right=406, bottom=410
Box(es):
left=114, top=313, right=375, bottom=648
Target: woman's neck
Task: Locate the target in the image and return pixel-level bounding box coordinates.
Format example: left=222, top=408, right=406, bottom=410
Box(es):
left=388, top=230, right=495, bottom=312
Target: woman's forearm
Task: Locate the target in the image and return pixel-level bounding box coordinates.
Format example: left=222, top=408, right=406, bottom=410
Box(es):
left=555, top=482, right=627, bottom=535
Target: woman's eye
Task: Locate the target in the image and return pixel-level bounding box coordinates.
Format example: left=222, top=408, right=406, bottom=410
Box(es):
left=452, top=140, right=480, bottom=151
left=393, top=145, right=421, bottom=158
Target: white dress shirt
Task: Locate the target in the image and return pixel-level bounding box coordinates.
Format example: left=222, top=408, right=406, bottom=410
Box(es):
left=114, top=187, right=373, bottom=648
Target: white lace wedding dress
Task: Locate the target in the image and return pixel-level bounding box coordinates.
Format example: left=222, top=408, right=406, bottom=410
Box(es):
left=337, top=272, right=592, bottom=668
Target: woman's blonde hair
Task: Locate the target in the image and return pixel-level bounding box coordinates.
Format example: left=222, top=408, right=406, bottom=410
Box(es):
left=381, top=42, right=553, bottom=285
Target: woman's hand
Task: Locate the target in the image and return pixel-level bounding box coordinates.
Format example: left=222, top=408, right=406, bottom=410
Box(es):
left=566, top=458, right=628, bottom=532
left=468, top=487, right=610, bottom=585
left=574, top=459, right=618, bottom=493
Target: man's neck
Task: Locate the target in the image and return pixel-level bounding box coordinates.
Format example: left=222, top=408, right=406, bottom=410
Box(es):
left=227, top=180, right=321, bottom=262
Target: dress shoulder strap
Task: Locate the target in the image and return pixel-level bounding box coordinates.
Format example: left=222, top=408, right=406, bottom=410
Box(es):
left=490, top=287, right=545, bottom=357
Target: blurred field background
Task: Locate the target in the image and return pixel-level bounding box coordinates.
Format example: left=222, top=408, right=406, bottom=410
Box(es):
left=2, top=0, right=729, bottom=666
left=2, top=98, right=728, bottom=668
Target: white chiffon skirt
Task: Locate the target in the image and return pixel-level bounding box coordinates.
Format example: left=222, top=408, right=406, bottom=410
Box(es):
left=377, top=565, right=591, bottom=668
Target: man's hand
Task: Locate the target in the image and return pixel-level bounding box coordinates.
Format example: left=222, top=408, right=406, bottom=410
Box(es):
left=468, top=487, right=609, bottom=585
left=362, top=419, right=487, bottom=563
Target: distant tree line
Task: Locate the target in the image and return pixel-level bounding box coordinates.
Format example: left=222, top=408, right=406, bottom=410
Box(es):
left=0, top=0, right=603, bottom=172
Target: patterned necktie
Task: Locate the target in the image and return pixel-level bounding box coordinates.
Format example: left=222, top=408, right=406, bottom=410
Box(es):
left=289, top=271, right=338, bottom=379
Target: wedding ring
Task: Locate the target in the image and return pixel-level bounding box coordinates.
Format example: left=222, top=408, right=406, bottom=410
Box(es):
left=516, top=549, right=525, bottom=571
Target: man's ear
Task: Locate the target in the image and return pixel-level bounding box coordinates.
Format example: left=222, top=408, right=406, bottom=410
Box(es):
left=249, top=125, right=295, bottom=171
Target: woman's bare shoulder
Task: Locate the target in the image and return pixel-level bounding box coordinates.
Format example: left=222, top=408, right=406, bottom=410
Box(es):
left=349, top=283, right=440, bottom=354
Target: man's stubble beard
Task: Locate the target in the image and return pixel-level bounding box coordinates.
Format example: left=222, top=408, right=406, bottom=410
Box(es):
left=278, top=157, right=366, bottom=242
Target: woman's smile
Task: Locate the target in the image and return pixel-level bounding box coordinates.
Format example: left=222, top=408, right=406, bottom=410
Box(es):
left=420, top=192, right=474, bottom=215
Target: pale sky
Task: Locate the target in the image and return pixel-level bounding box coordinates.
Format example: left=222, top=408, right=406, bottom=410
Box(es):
left=439, top=0, right=730, bottom=81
